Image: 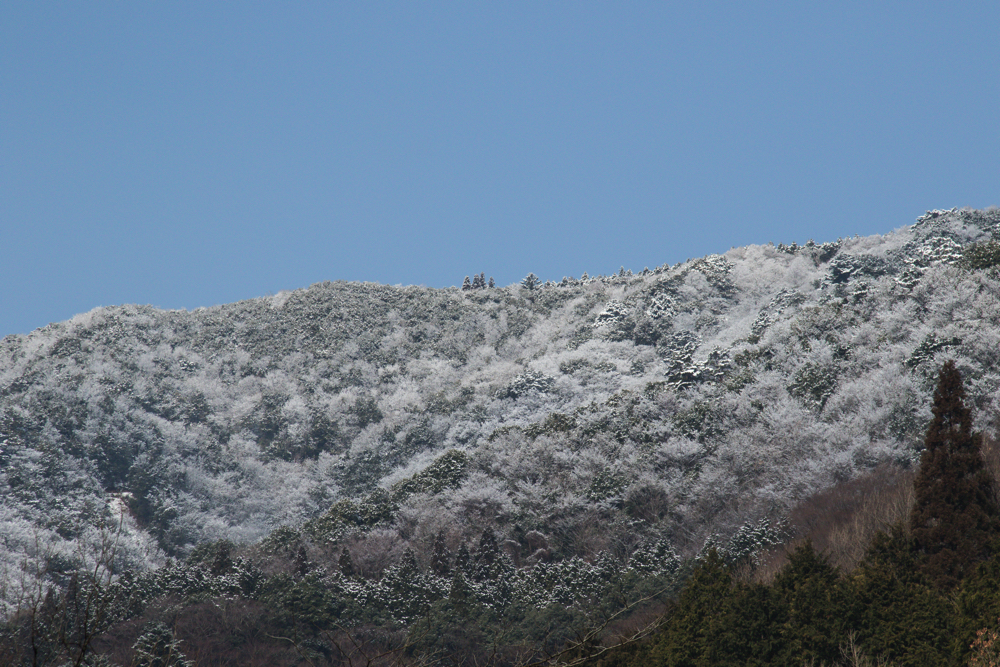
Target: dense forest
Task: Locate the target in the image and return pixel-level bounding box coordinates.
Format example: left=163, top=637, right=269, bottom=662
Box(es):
left=596, top=360, right=1000, bottom=667
left=4, top=361, right=1000, bottom=665
left=2, top=208, right=1000, bottom=664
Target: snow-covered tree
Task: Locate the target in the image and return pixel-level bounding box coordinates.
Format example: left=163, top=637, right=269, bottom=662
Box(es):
left=131, top=622, right=193, bottom=667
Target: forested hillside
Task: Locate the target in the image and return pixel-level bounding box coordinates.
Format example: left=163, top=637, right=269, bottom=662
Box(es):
left=595, top=361, right=1000, bottom=667
left=2, top=207, right=1000, bottom=665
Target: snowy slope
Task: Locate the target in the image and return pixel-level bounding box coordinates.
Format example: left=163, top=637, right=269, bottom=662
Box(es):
left=1, top=207, right=998, bottom=605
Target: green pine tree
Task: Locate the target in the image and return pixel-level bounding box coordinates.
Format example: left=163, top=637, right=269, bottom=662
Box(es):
left=910, top=361, right=1000, bottom=589
left=431, top=529, right=451, bottom=577
left=772, top=541, right=846, bottom=665
left=131, top=622, right=193, bottom=667
left=848, top=525, right=953, bottom=666
left=648, top=548, right=733, bottom=666
left=711, top=581, right=784, bottom=666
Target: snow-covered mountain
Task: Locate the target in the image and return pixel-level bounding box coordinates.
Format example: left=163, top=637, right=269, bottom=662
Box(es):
left=2, top=207, right=999, bottom=607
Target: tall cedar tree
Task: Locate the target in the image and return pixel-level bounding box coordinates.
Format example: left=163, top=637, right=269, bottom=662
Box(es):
left=910, top=360, right=1000, bottom=588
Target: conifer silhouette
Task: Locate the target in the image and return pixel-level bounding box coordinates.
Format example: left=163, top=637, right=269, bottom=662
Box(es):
left=472, top=529, right=499, bottom=581
left=430, top=529, right=451, bottom=577
left=338, top=549, right=355, bottom=578
left=910, top=360, right=999, bottom=588
left=520, top=273, right=540, bottom=290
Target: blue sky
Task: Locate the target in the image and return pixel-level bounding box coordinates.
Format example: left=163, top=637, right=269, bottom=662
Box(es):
left=2, top=3, right=998, bottom=338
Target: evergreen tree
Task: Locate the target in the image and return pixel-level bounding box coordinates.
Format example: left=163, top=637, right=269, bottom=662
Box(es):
left=848, top=525, right=953, bottom=665
left=448, top=571, right=474, bottom=614
left=462, top=276, right=472, bottom=291
left=910, top=360, right=1000, bottom=588
left=648, top=548, right=734, bottom=665
left=488, top=276, right=495, bottom=288
left=131, top=622, right=193, bottom=667
left=338, top=549, right=355, bottom=578
left=472, top=529, right=500, bottom=581
left=209, top=541, right=233, bottom=575
left=431, top=530, right=452, bottom=577
left=712, top=581, right=785, bottom=665
left=294, top=544, right=310, bottom=577
left=772, top=541, right=846, bottom=665
left=400, top=547, right=419, bottom=575
left=472, top=273, right=485, bottom=289
left=520, top=273, right=540, bottom=291
left=455, top=542, right=472, bottom=576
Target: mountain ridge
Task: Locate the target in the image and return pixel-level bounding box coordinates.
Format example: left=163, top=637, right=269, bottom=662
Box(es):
left=2, top=207, right=999, bottom=610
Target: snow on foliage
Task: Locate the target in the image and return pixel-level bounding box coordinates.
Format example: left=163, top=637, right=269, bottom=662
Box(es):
left=2, top=207, right=1000, bottom=614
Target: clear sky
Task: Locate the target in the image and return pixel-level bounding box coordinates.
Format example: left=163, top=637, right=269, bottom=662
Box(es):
left=2, top=3, right=998, bottom=338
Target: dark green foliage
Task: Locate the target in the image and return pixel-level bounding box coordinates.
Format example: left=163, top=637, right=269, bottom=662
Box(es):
left=131, top=621, right=193, bottom=667
left=334, top=448, right=389, bottom=495
left=624, top=484, right=669, bottom=523
left=910, top=361, right=1000, bottom=588
left=408, top=589, right=489, bottom=661
left=671, top=401, right=722, bottom=443
left=959, top=239, right=1000, bottom=271
left=261, top=572, right=347, bottom=633
left=906, top=333, right=963, bottom=369
left=620, top=447, right=1000, bottom=667
left=391, top=449, right=469, bottom=500
left=511, top=602, right=591, bottom=657
left=847, top=526, right=953, bottom=666
left=472, top=529, right=504, bottom=582
left=306, top=411, right=342, bottom=454
left=358, top=487, right=398, bottom=525
left=524, top=412, right=578, bottom=438
left=787, top=362, right=839, bottom=410
left=294, top=545, right=311, bottom=576
left=90, top=430, right=138, bottom=492
left=455, top=542, right=472, bottom=575
left=260, top=525, right=302, bottom=554
left=648, top=549, right=734, bottom=666
left=338, top=549, right=355, bottom=577
left=646, top=544, right=848, bottom=667
left=633, top=316, right=673, bottom=347
left=711, top=582, right=785, bottom=666
left=586, top=469, right=627, bottom=502
left=302, top=488, right=399, bottom=542
left=400, top=418, right=438, bottom=458
left=770, top=541, right=845, bottom=665
left=430, top=530, right=451, bottom=577
left=954, top=541, right=1000, bottom=664
left=126, top=456, right=183, bottom=551
left=186, top=539, right=234, bottom=575
left=349, top=396, right=383, bottom=429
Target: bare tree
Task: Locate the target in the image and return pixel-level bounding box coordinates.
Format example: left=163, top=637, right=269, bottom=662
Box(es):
left=0, top=511, right=129, bottom=666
